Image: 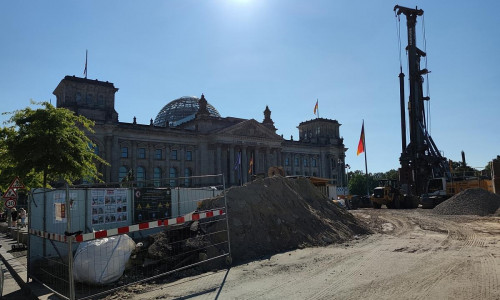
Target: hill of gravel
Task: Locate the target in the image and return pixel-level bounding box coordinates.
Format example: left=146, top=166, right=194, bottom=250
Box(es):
left=433, top=188, right=500, bottom=216
left=197, top=176, right=370, bottom=264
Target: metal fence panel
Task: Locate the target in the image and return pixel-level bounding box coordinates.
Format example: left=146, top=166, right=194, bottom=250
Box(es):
left=28, top=174, right=230, bottom=299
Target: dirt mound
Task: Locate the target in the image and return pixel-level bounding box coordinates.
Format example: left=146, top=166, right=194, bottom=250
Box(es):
left=198, top=176, right=370, bottom=263
left=433, top=188, right=500, bottom=216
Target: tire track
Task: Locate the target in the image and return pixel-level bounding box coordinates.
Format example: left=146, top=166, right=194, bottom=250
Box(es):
left=415, top=217, right=498, bottom=300
left=307, top=211, right=418, bottom=300
left=241, top=249, right=353, bottom=300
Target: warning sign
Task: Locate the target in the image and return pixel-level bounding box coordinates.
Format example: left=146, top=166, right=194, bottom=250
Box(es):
left=2, top=188, right=17, bottom=200
left=8, top=177, right=25, bottom=190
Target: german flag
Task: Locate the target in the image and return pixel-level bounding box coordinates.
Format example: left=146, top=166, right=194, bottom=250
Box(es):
left=357, top=122, right=365, bottom=156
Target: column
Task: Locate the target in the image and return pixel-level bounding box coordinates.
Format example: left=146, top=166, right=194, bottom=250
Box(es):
left=131, top=141, right=137, bottom=177
left=254, top=148, right=259, bottom=174
left=242, top=147, right=248, bottom=182
left=179, top=145, right=185, bottom=184
left=229, top=147, right=235, bottom=185
left=320, top=152, right=327, bottom=178
left=266, top=148, right=271, bottom=172
left=277, top=150, right=282, bottom=168
left=216, top=144, right=222, bottom=175
left=105, top=135, right=113, bottom=182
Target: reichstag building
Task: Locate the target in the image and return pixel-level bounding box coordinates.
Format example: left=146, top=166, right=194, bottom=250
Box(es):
left=53, top=76, right=347, bottom=187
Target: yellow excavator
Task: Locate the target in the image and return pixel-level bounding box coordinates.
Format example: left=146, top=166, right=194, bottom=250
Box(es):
left=371, top=179, right=419, bottom=209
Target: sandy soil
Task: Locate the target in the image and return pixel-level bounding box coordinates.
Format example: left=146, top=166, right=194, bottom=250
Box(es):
left=111, top=208, right=500, bottom=300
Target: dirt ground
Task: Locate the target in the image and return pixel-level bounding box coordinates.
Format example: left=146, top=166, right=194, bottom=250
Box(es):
left=109, top=208, right=500, bottom=300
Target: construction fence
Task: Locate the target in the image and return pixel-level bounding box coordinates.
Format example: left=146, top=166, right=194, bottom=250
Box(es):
left=27, top=174, right=231, bottom=300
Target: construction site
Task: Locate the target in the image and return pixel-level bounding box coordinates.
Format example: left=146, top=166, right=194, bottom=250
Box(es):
left=0, top=4, right=499, bottom=300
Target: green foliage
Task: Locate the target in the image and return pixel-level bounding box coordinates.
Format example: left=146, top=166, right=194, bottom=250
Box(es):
left=348, top=171, right=377, bottom=196
left=1, top=126, right=45, bottom=191
left=1, top=101, right=108, bottom=188
left=347, top=169, right=399, bottom=196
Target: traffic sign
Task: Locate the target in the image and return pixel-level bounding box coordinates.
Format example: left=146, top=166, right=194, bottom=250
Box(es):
left=4, top=199, right=16, bottom=209
left=8, top=177, right=25, bottom=190
left=2, top=188, right=17, bottom=200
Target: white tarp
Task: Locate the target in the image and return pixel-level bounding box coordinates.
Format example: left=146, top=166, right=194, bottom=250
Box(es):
left=73, top=234, right=136, bottom=285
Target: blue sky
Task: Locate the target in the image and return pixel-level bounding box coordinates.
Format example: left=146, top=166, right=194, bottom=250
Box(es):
left=1, top=0, right=499, bottom=173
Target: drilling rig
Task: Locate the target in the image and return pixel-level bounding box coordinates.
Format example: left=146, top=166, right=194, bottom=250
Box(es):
left=372, top=5, right=494, bottom=209
left=395, top=5, right=450, bottom=202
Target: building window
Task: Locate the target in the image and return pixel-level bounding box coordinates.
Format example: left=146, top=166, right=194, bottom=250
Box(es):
left=170, top=149, right=178, bottom=160
left=184, top=168, right=192, bottom=187
left=285, top=157, right=290, bottom=166
left=186, top=150, right=192, bottom=161
left=137, top=167, right=145, bottom=187
left=154, top=167, right=162, bottom=187
left=121, top=147, right=128, bottom=158
left=303, top=158, right=308, bottom=167
left=169, top=167, right=178, bottom=187
left=155, top=149, right=162, bottom=160
left=312, top=158, right=317, bottom=167
left=294, top=157, right=299, bottom=167
left=138, top=148, right=146, bottom=159
left=118, top=166, right=128, bottom=182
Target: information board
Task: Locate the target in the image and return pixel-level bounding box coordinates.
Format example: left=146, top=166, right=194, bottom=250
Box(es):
left=134, top=188, right=172, bottom=222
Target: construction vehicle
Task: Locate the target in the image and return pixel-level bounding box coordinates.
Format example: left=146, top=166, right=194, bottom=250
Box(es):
left=419, top=150, right=495, bottom=208
left=383, top=5, right=452, bottom=208
left=374, top=6, right=494, bottom=208
left=420, top=171, right=493, bottom=208
left=371, top=179, right=419, bottom=209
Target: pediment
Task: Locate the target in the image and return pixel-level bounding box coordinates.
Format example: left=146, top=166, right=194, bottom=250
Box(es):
left=216, top=119, right=281, bottom=140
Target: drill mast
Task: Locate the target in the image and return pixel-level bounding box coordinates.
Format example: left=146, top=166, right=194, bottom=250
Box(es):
left=394, top=5, right=451, bottom=196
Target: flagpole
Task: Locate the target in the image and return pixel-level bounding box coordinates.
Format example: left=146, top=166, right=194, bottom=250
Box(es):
left=317, top=99, right=319, bottom=119
left=84, top=49, right=88, bottom=79
left=363, top=120, right=369, bottom=197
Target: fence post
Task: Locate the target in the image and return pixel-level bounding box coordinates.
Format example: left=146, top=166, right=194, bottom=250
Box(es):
left=66, top=184, right=75, bottom=300
left=177, top=187, right=181, bottom=216
left=26, top=191, right=31, bottom=283
left=222, top=174, right=232, bottom=263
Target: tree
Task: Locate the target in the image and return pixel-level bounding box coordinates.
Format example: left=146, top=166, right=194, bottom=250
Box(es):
left=2, top=101, right=108, bottom=188
left=348, top=171, right=378, bottom=196
left=347, top=169, right=399, bottom=196
left=1, top=126, right=45, bottom=191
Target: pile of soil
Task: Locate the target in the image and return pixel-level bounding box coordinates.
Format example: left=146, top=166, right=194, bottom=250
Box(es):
left=433, top=188, right=500, bottom=216
left=197, top=176, right=370, bottom=263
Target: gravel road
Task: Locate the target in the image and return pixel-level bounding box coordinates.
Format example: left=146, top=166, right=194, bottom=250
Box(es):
left=108, top=208, right=500, bottom=300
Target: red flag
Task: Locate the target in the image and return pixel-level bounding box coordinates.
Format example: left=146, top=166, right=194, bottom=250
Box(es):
left=357, top=122, right=365, bottom=156
left=313, top=99, right=318, bottom=115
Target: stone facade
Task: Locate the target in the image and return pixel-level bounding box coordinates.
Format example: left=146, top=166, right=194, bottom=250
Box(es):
left=53, top=76, right=347, bottom=187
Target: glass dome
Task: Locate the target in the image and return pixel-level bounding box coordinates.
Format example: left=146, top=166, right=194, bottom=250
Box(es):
left=154, top=96, right=220, bottom=127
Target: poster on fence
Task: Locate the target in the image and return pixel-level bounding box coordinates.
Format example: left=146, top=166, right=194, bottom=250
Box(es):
left=53, top=191, right=77, bottom=223
left=134, top=188, right=172, bottom=222
left=91, top=189, right=128, bottom=225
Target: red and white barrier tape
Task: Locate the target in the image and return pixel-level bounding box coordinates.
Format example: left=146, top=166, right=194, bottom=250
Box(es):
left=29, top=229, right=69, bottom=243
left=29, top=208, right=225, bottom=243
